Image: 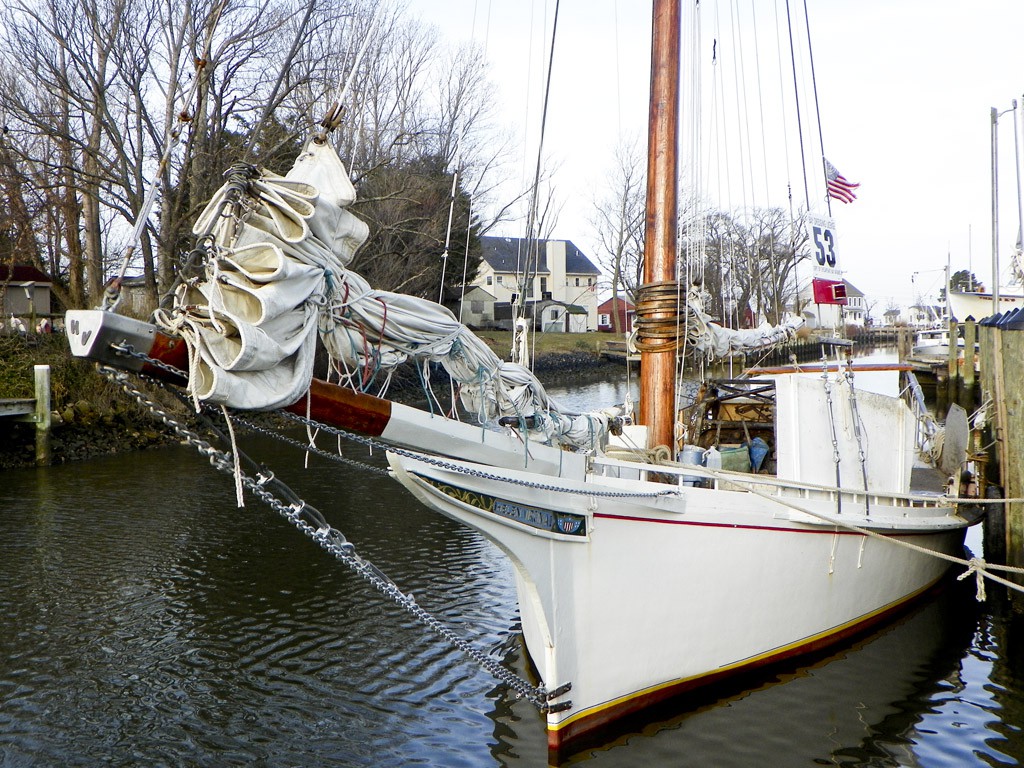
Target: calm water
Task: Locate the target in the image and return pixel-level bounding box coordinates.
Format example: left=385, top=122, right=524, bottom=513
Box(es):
left=2, top=369, right=1024, bottom=766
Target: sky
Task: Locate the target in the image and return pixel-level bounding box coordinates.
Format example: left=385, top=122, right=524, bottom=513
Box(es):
left=402, top=0, right=1024, bottom=314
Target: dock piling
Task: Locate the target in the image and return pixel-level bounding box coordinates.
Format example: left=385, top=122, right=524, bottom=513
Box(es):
left=34, top=365, right=51, bottom=466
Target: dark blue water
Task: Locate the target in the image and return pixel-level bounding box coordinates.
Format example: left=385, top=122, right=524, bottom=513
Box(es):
left=1, top=373, right=1022, bottom=766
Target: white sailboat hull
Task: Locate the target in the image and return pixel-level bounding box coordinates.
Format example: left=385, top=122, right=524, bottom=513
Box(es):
left=388, top=452, right=970, bottom=751
left=947, top=289, right=1024, bottom=322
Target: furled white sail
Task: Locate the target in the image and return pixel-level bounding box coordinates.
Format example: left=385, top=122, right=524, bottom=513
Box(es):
left=157, top=140, right=613, bottom=450
left=682, top=285, right=805, bottom=358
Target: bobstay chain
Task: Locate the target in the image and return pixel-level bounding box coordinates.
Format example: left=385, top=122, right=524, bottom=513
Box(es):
left=96, top=354, right=571, bottom=715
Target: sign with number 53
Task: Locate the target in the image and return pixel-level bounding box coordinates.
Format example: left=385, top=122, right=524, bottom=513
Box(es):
left=806, top=213, right=841, bottom=280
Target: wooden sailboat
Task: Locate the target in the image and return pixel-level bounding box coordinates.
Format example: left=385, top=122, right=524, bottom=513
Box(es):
left=65, top=0, right=982, bottom=756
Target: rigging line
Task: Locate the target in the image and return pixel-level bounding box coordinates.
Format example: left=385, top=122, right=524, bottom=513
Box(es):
left=771, top=2, right=800, bottom=320
left=327, top=4, right=381, bottom=143
left=750, top=0, right=772, bottom=205
left=104, top=0, right=229, bottom=302
left=516, top=0, right=561, bottom=347
left=511, top=1, right=540, bottom=307
left=710, top=2, right=731, bottom=211
left=800, top=0, right=831, bottom=218
left=728, top=0, right=752, bottom=213
left=750, top=0, right=787, bottom=324
left=771, top=0, right=795, bottom=221
left=473, top=0, right=494, bottom=55
left=241, top=0, right=319, bottom=164
left=729, top=0, right=762, bottom=327
left=707, top=469, right=1024, bottom=600
left=783, top=0, right=811, bottom=213
left=101, top=367, right=560, bottom=709
left=438, top=132, right=462, bottom=303
left=457, top=195, right=475, bottom=323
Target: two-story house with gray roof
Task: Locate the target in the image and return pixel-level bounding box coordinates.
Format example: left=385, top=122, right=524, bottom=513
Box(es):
left=473, top=236, right=601, bottom=332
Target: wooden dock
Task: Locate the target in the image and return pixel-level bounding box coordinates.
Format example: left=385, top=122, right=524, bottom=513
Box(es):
left=0, top=365, right=52, bottom=465
left=600, top=340, right=640, bottom=364
left=967, top=316, right=1024, bottom=586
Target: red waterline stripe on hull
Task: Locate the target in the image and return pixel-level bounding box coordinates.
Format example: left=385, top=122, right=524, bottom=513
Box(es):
left=592, top=511, right=949, bottom=536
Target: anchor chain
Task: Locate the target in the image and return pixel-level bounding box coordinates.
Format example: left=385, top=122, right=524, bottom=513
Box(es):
left=820, top=353, right=843, bottom=516
left=112, top=342, right=675, bottom=501
left=229, top=412, right=392, bottom=478
left=97, top=357, right=568, bottom=713
left=843, top=358, right=871, bottom=516
left=275, top=409, right=679, bottom=500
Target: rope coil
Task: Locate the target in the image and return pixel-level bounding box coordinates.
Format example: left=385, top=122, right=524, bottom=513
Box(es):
left=633, top=281, right=688, bottom=352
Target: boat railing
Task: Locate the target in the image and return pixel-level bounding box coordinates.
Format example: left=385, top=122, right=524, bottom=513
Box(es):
left=591, top=454, right=951, bottom=511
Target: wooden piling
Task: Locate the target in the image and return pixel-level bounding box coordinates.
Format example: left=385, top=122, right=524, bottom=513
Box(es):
left=979, top=318, right=1024, bottom=585
left=3, top=364, right=52, bottom=466
left=34, top=365, right=51, bottom=466
left=1001, top=328, right=1024, bottom=575
left=897, top=327, right=913, bottom=362
left=963, top=319, right=977, bottom=399
left=947, top=319, right=959, bottom=405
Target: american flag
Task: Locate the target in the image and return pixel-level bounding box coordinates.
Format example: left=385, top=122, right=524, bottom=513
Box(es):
left=824, top=158, right=860, bottom=204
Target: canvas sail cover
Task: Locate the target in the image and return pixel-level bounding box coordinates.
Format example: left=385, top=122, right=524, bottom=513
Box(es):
left=684, top=286, right=805, bottom=358
left=157, top=140, right=611, bottom=450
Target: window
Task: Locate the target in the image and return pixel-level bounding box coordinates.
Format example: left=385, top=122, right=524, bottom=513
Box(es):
left=587, top=277, right=594, bottom=286
left=486, top=275, right=492, bottom=286
left=526, top=281, right=534, bottom=297
left=599, top=313, right=611, bottom=326
left=575, top=277, right=580, bottom=287
left=496, top=275, right=503, bottom=284
left=540, top=277, right=547, bottom=296
left=471, top=300, right=484, bottom=313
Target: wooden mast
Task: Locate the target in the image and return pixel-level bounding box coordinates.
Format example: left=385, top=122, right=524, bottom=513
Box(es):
left=640, top=0, right=680, bottom=451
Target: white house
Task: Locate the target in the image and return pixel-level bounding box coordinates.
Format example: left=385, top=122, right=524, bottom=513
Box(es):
left=441, top=285, right=496, bottom=328
left=473, top=236, right=601, bottom=332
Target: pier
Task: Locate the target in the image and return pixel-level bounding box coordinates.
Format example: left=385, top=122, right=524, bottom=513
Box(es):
left=973, top=315, right=1024, bottom=581
left=0, top=365, right=52, bottom=465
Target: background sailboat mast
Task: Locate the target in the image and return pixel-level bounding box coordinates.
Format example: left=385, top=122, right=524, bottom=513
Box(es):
left=641, top=0, right=681, bottom=450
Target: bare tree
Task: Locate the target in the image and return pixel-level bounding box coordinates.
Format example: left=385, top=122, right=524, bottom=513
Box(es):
left=693, top=207, right=807, bottom=327
left=591, top=137, right=645, bottom=332
left=0, top=0, right=520, bottom=313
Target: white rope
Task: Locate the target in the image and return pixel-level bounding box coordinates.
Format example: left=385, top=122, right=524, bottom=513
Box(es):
left=221, top=404, right=245, bottom=507
left=957, top=557, right=987, bottom=601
